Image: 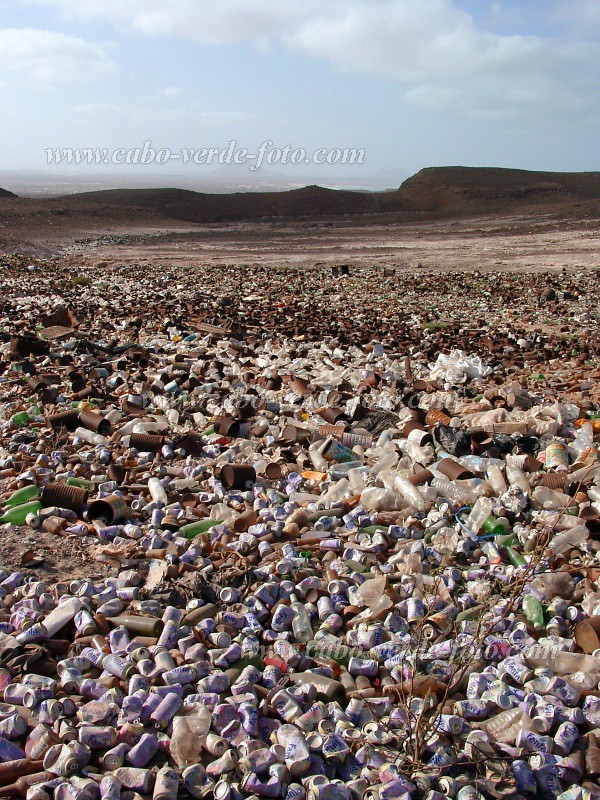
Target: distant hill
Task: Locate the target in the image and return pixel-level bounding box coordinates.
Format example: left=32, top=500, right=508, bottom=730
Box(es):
left=0, top=187, right=17, bottom=198
left=15, top=167, right=600, bottom=224
left=58, top=184, right=382, bottom=222
left=397, top=167, right=600, bottom=212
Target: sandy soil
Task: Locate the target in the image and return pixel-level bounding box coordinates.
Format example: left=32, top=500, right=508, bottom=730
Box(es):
left=61, top=214, right=600, bottom=274
left=1, top=196, right=598, bottom=273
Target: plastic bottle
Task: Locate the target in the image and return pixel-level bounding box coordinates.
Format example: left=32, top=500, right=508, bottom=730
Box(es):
left=290, top=595, right=313, bottom=643
left=322, top=478, right=351, bottom=504
left=43, top=597, right=83, bottom=637
left=523, top=647, right=600, bottom=681
left=487, top=465, right=508, bottom=496
left=479, top=707, right=524, bottom=743
left=346, top=467, right=369, bottom=491
left=10, top=412, right=31, bottom=426
left=465, top=497, right=494, bottom=534
left=394, top=476, right=427, bottom=511
left=0, top=501, right=42, bottom=525
left=360, top=487, right=405, bottom=512
left=329, top=461, right=364, bottom=480
left=548, top=525, right=589, bottom=555
left=460, top=456, right=503, bottom=474
left=179, top=519, right=223, bottom=540
left=532, top=486, right=572, bottom=510
left=570, top=422, right=594, bottom=454
left=74, top=427, right=110, bottom=446
left=522, top=595, right=545, bottom=631
left=588, top=485, right=600, bottom=504
left=531, top=573, right=575, bottom=600
left=505, top=457, right=530, bottom=494
left=308, top=442, right=328, bottom=472
left=431, top=477, right=476, bottom=505
left=3, top=485, right=40, bottom=508
left=148, top=477, right=168, bottom=506
left=66, top=476, right=93, bottom=490
left=369, top=451, right=399, bottom=478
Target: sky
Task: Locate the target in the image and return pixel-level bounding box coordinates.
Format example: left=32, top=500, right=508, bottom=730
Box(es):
left=0, top=0, right=598, bottom=187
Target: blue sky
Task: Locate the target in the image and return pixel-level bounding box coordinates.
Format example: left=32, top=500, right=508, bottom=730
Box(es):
left=0, top=0, right=598, bottom=185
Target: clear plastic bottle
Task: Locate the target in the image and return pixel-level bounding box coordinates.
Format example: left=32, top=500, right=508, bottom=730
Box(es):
left=548, top=525, right=589, bottom=555
left=369, top=451, right=399, bottom=478
left=487, top=465, right=508, bottom=496
left=531, top=573, right=575, bottom=600
left=523, top=647, right=600, bottom=681
left=465, top=497, right=494, bottom=534
left=588, top=485, right=600, bottom=504
left=532, top=486, right=571, bottom=510
left=459, top=456, right=503, bottom=474
left=505, top=457, right=530, bottom=494
left=346, top=467, right=369, bottom=491
left=308, top=442, right=328, bottom=472
left=431, top=476, right=476, bottom=505
left=479, top=707, right=524, bottom=743
left=290, top=595, right=313, bottom=643
left=359, top=487, right=405, bottom=512
left=394, top=476, right=427, bottom=511
left=322, top=478, right=351, bottom=504
left=570, top=422, right=594, bottom=455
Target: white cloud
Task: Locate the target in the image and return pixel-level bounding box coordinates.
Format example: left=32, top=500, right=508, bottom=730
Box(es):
left=29, top=0, right=313, bottom=44
left=285, top=1, right=597, bottom=116
left=162, top=87, right=184, bottom=98
left=0, top=27, right=115, bottom=84
left=552, top=0, right=600, bottom=33
left=19, top=0, right=600, bottom=119
left=74, top=101, right=259, bottom=126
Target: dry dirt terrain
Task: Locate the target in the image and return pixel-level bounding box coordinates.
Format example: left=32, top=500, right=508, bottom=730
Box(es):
left=0, top=205, right=598, bottom=275
left=63, top=212, right=600, bottom=274
left=1, top=166, right=599, bottom=271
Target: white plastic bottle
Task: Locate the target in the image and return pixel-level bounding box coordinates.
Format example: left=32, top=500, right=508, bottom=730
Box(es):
left=74, top=427, right=110, bottom=447
left=148, top=477, right=168, bottom=506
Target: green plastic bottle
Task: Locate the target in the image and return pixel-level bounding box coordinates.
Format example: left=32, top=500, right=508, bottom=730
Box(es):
left=305, top=639, right=351, bottom=668
left=346, top=559, right=369, bottom=574
left=481, top=516, right=509, bottom=537
left=359, top=525, right=387, bottom=536
left=230, top=653, right=264, bottom=671
left=0, top=501, right=42, bottom=525
left=66, top=477, right=93, bottom=490
left=10, top=411, right=30, bottom=426
left=4, top=485, right=40, bottom=508
left=522, top=595, right=545, bottom=632
left=505, top=545, right=527, bottom=568
left=455, top=605, right=484, bottom=623
left=179, top=518, right=223, bottom=540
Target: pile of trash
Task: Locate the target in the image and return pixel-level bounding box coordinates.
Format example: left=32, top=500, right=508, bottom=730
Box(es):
left=0, top=260, right=599, bottom=800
